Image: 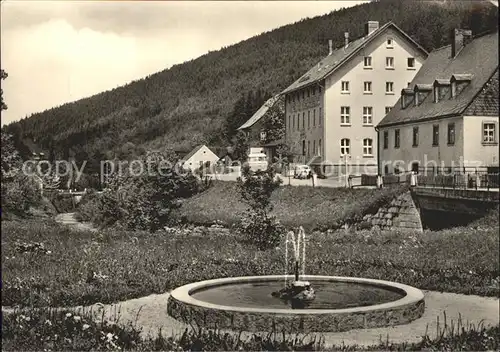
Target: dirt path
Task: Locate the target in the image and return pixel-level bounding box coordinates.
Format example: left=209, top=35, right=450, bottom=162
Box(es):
left=54, top=212, right=97, bottom=232
left=42, top=290, right=497, bottom=347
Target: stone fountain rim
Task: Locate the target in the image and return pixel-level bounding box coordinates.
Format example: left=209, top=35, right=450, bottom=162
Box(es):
left=169, top=275, right=425, bottom=315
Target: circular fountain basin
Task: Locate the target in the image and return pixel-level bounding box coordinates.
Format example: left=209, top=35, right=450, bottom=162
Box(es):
left=167, top=275, right=425, bottom=332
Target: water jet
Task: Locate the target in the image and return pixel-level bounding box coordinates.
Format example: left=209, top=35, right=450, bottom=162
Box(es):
left=167, top=227, right=425, bottom=332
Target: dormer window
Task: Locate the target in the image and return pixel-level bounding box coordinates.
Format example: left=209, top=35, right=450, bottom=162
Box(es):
left=401, top=88, right=414, bottom=109
left=414, top=84, right=432, bottom=106
left=434, top=79, right=451, bottom=102
left=450, top=73, right=473, bottom=98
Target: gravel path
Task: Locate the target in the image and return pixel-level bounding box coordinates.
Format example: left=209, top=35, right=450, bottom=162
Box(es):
left=58, top=290, right=499, bottom=347
left=54, top=212, right=97, bottom=232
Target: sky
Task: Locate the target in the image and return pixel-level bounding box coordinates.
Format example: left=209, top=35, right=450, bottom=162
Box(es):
left=0, top=0, right=368, bottom=126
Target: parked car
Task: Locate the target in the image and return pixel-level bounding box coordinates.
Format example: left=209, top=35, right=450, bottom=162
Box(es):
left=294, top=165, right=312, bottom=179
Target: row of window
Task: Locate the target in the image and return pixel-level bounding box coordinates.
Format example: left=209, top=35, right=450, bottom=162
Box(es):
left=302, top=139, right=323, bottom=157
left=287, top=86, right=322, bottom=103
left=288, top=106, right=393, bottom=130
left=363, top=56, right=416, bottom=70
left=288, top=107, right=323, bottom=131
left=341, top=81, right=395, bottom=94
left=339, top=138, right=374, bottom=157
left=383, top=123, right=497, bottom=149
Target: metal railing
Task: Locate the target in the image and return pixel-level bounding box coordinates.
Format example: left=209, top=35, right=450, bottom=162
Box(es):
left=416, top=172, right=499, bottom=190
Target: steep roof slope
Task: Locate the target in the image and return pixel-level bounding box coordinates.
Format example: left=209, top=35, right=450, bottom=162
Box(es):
left=238, top=95, right=281, bottom=130
left=281, top=22, right=428, bottom=95
left=378, top=31, right=499, bottom=127
left=181, top=145, right=205, bottom=162
left=465, top=68, right=499, bottom=116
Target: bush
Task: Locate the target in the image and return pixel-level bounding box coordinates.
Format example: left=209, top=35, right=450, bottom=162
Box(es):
left=76, top=151, right=202, bottom=231
left=1, top=174, right=42, bottom=216
left=238, top=210, right=285, bottom=250
left=236, top=166, right=284, bottom=250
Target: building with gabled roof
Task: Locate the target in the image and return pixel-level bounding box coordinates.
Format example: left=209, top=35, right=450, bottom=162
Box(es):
left=238, top=94, right=285, bottom=162
left=376, top=29, right=499, bottom=175
left=282, top=21, right=428, bottom=176
left=179, top=145, right=220, bottom=171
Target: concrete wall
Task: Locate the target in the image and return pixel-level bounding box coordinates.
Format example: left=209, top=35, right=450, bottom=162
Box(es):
left=463, top=116, right=500, bottom=167
left=378, top=116, right=465, bottom=174
left=324, top=27, right=425, bottom=169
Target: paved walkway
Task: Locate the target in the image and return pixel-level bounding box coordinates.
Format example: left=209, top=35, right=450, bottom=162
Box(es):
left=54, top=290, right=499, bottom=347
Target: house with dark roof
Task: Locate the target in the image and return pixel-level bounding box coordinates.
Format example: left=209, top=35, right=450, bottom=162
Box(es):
left=179, top=145, right=219, bottom=171
left=376, top=29, right=499, bottom=175
left=282, top=21, right=428, bottom=176
left=237, top=94, right=285, bottom=162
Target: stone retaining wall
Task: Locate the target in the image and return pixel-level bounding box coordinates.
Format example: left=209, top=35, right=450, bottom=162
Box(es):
left=362, top=191, right=423, bottom=232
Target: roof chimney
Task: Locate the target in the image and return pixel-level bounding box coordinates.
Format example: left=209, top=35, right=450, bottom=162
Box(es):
left=344, top=32, right=349, bottom=48
left=365, top=21, right=379, bottom=36
left=328, top=39, right=333, bottom=55
left=451, top=28, right=472, bottom=58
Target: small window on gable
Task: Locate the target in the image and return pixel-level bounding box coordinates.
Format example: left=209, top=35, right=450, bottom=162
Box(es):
left=341, top=81, right=350, bottom=93
left=407, top=58, right=415, bottom=69
left=387, top=37, right=394, bottom=48
left=364, top=56, right=372, bottom=68
left=385, top=57, right=394, bottom=69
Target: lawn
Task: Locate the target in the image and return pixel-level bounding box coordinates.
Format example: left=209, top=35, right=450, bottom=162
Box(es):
left=175, top=181, right=409, bottom=231
left=2, top=217, right=498, bottom=308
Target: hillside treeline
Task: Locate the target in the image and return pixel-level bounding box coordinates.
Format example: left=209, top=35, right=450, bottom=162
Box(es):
left=2, top=0, right=498, bottom=160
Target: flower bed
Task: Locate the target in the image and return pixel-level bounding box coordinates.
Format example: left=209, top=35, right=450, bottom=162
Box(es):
left=2, top=308, right=498, bottom=351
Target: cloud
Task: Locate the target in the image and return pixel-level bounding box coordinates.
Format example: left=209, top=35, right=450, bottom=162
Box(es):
left=0, top=1, right=367, bottom=125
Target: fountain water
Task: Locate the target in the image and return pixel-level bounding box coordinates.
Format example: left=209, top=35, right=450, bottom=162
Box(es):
left=167, top=226, right=426, bottom=332
left=284, top=226, right=306, bottom=285
left=273, top=227, right=315, bottom=308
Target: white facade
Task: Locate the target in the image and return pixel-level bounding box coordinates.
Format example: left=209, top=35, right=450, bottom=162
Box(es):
left=378, top=115, right=499, bottom=174
left=322, top=27, right=425, bottom=175
left=284, top=23, right=426, bottom=176
left=182, top=145, right=219, bottom=171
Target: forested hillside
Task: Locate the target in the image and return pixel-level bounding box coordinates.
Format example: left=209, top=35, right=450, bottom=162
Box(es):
left=2, top=0, right=498, bottom=161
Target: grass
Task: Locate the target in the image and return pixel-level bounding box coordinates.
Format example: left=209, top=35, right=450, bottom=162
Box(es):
left=2, top=215, right=498, bottom=308
left=2, top=308, right=498, bottom=351
left=175, top=181, right=409, bottom=231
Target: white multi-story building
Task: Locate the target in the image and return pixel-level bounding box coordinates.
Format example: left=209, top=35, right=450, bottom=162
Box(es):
left=282, top=21, right=428, bottom=176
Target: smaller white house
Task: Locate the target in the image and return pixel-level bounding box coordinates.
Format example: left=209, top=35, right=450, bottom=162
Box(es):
left=180, top=145, right=220, bottom=171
